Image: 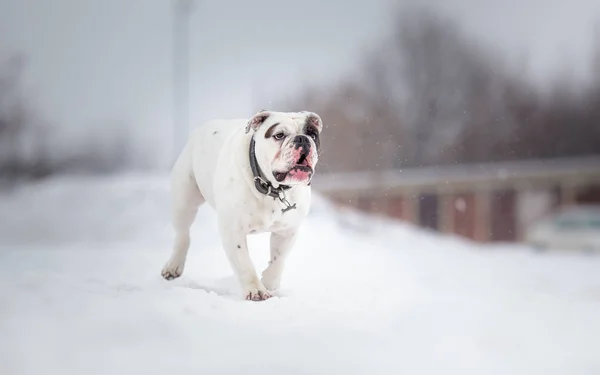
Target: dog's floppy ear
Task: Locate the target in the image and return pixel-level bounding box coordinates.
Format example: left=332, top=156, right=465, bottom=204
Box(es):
left=302, top=111, right=323, bottom=133
left=245, top=110, right=271, bottom=134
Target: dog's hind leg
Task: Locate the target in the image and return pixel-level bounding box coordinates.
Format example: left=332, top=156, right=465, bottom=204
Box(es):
left=161, top=143, right=205, bottom=280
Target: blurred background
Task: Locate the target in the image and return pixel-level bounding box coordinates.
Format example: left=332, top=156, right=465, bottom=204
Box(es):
left=1, top=0, right=600, bottom=246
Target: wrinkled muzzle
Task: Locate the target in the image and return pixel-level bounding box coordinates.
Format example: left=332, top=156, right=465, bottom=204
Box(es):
left=273, top=136, right=317, bottom=183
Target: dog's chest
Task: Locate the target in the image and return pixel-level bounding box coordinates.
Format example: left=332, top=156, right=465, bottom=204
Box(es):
left=245, top=197, right=307, bottom=233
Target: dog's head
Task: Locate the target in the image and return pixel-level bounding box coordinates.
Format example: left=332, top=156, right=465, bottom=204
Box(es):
left=245, top=110, right=323, bottom=187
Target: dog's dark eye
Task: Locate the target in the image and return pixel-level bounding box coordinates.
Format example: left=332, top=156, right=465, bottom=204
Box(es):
left=273, top=132, right=285, bottom=140
left=308, top=133, right=317, bottom=140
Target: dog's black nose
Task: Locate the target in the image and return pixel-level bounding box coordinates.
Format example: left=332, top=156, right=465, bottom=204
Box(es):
left=293, top=135, right=311, bottom=149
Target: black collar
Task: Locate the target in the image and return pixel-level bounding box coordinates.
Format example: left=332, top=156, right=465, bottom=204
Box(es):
left=248, top=137, right=297, bottom=213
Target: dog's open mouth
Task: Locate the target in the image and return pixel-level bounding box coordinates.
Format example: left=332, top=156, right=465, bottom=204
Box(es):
left=274, top=165, right=313, bottom=182
left=297, top=153, right=308, bottom=166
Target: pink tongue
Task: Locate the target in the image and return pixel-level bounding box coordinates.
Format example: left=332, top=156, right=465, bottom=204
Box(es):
left=288, top=168, right=310, bottom=180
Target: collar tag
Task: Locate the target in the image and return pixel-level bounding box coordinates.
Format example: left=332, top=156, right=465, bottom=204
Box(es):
left=277, top=190, right=297, bottom=213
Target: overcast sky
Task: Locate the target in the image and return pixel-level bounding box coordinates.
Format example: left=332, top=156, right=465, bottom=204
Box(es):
left=1, top=0, right=599, bottom=157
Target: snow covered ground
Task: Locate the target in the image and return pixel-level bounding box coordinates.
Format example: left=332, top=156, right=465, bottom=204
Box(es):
left=1, top=174, right=599, bottom=375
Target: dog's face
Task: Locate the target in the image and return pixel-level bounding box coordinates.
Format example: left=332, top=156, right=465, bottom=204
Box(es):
left=245, top=110, right=323, bottom=186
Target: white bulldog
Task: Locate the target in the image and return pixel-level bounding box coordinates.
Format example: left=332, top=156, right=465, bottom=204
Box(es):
left=161, top=110, right=323, bottom=301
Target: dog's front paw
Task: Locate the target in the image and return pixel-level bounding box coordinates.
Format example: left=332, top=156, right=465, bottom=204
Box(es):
left=261, top=275, right=281, bottom=292
left=261, top=265, right=282, bottom=292
left=161, top=259, right=184, bottom=280
left=243, top=282, right=271, bottom=301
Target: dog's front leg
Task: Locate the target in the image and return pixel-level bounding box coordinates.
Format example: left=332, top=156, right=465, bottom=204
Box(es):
left=218, top=223, right=270, bottom=301
left=261, top=228, right=298, bottom=292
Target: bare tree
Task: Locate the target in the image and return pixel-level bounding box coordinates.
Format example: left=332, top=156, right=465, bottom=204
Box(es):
left=275, top=8, right=600, bottom=174
left=0, top=54, right=54, bottom=180
left=0, top=54, right=146, bottom=185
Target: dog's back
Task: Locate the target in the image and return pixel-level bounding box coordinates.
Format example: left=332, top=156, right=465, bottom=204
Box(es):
left=172, top=118, right=246, bottom=208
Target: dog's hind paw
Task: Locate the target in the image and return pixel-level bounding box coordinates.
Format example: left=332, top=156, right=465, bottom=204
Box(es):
left=161, top=261, right=184, bottom=280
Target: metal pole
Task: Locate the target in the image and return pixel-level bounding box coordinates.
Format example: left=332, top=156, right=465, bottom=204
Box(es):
left=172, top=0, right=194, bottom=164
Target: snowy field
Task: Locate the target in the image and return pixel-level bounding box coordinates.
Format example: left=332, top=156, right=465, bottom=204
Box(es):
left=1, top=174, right=599, bottom=375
